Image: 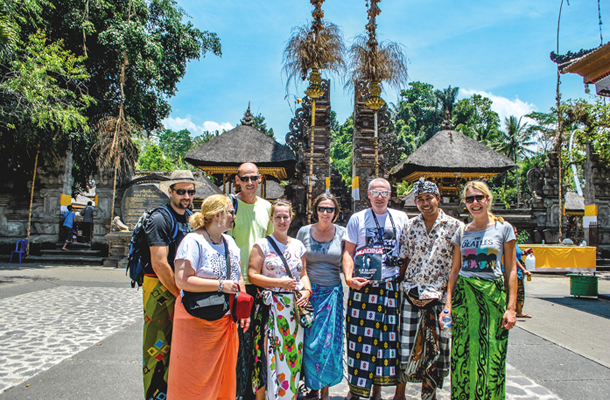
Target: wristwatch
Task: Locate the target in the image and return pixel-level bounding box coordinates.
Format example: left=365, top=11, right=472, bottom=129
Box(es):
left=218, top=279, right=224, bottom=292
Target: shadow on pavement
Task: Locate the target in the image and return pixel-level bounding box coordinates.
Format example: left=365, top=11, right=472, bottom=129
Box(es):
left=538, top=296, right=610, bottom=319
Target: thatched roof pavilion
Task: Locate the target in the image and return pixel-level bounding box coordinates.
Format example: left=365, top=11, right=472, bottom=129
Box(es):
left=389, top=129, right=516, bottom=196
left=184, top=106, right=296, bottom=197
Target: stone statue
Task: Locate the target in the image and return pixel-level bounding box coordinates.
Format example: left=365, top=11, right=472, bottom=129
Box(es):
left=112, top=215, right=129, bottom=232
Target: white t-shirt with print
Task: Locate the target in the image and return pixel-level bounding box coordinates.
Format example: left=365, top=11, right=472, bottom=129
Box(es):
left=254, top=235, right=307, bottom=292
left=344, top=208, right=409, bottom=280
left=175, top=232, right=242, bottom=295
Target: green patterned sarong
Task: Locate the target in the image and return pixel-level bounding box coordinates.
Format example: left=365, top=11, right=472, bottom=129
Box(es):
left=451, top=276, right=508, bottom=400
left=142, top=275, right=176, bottom=400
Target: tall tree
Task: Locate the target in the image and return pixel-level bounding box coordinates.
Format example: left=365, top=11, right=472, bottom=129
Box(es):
left=435, top=86, right=459, bottom=128
left=497, top=116, right=536, bottom=202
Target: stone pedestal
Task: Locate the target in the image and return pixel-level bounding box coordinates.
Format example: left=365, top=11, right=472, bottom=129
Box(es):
left=103, top=231, right=131, bottom=268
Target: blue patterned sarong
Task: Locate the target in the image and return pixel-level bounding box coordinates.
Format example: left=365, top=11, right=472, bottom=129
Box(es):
left=303, top=283, right=345, bottom=390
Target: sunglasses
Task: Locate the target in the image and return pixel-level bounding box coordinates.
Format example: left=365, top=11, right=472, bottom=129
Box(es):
left=226, top=209, right=236, bottom=216
left=317, top=206, right=336, bottom=213
left=369, top=190, right=390, bottom=198
left=173, top=189, right=196, bottom=196
left=238, top=175, right=259, bottom=182
left=465, top=195, right=486, bottom=204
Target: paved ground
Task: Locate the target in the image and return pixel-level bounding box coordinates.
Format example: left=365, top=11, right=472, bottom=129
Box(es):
left=0, top=262, right=608, bottom=399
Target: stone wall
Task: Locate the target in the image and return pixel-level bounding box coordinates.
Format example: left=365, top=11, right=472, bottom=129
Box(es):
left=0, top=153, right=117, bottom=253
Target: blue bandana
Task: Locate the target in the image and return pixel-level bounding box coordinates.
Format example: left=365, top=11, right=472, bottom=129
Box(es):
left=413, top=177, right=439, bottom=196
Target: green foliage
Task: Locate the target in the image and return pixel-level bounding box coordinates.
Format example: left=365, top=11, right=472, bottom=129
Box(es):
left=191, top=130, right=221, bottom=149
left=330, top=114, right=353, bottom=183
left=0, top=29, right=93, bottom=185
left=159, top=128, right=192, bottom=165
left=395, top=181, right=413, bottom=197
left=251, top=113, right=274, bottom=138
left=516, top=229, right=530, bottom=244
left=138, top=143, right=173, bottom=171
left=0, top=0, right=222, bottom=192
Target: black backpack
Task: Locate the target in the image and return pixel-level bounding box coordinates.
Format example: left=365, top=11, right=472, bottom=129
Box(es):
left=126, top=206, right=178, bottom=288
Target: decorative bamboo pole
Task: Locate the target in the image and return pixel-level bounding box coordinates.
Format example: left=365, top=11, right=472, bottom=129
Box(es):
left=366, top=81, right=384, bottom=178
left=305, top=68, right=324, bottom=223
left=26, top=149, right=40, bottom=256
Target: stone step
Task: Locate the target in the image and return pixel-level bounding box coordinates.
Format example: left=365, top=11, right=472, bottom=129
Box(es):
left=41, top=249, right=104, bottom=257
left=25, top=255, right=105, bottom=265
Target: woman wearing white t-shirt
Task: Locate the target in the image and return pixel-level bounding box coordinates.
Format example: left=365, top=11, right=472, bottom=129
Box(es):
left=248, top=199, right=312, bottom=400
left=168, top=194, right=248, bottom=400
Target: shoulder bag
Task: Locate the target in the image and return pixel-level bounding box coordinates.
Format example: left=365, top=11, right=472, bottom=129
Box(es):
left=182, top=237, right=253, bottom=321
left=265, top=236, right=314, bottom=328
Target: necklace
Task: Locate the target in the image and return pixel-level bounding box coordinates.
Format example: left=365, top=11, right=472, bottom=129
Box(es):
left=203, top=227, right=222, bottom=245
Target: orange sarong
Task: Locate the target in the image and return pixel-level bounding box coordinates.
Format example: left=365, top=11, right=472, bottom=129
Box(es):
left=167, top=296, right=238, bottom=400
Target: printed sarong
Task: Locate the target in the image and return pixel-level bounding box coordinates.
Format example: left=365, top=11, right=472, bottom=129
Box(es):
left=398, top=301, right=449, bottom=400
left=451, top=276, right=508, bottom=400
left=303, top=283, right=344, bottom=390
left=167, top=297, right=238, bottom=399
left=517, top=277, right=525, bottom=305
left=237, top=284, right=260, bottom=399
left=346, top=280, right=400, bottom=398
left=255, top=292, right=303, bottom=400
left=142, top=275, right=175, bottom=400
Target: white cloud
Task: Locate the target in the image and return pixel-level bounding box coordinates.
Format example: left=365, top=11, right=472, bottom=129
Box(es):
left=163, top=116, right=233, bottom=136
left=460, top=89, right=537, bottom=125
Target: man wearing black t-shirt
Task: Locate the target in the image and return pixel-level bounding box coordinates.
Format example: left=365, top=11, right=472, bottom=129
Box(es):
left=141, top=170, right=196, bottom=400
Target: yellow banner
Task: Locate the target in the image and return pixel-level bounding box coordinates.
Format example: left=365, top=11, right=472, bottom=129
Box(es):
left=585, top=204, right=598, bottom=217
left=325, top=177, right=330, bottom=189
left=60, top=194, right=72, bottom=206
left=94, top=195, right=99, bottom=207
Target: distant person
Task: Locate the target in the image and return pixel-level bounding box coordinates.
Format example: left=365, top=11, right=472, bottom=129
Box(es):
left=342, top=178, right=409, bottom=400
left=296, top=193, right=346, bottom=400
left=167, top=194, right=249, bottom=399
left=61, top=205, right=76, bottom=251
left=511, top=226, right=532, bottom=318
left=81, top=201, right=94, bottom=243
left=248, top=199, right=311, bottom=400
left=229, top=162, right=273, bottom=400
left=141, top=170, right=196, bottom=400
left=444, top=180, right=517, bottom=399
left=395, top=178, right=463, bottom=400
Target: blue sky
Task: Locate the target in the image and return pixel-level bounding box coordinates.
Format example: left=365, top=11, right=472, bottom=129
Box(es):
left=164, top=0, right=607, bottom=143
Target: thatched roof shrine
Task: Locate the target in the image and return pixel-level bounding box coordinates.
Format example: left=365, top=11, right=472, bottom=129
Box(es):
left=390, top=129, right=516, bottom=196
left=184, top=106, right=296, bottom=197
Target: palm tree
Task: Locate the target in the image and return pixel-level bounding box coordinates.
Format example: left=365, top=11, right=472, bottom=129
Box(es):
left=91, top=0, right=140, bottom=227
left=435, top=86, right=459, bottom=129
left=346, top=0, right=407, bottom=177
left=497, top=116, right=536, bottom=204
left=283, top=0, right=345, bottom=222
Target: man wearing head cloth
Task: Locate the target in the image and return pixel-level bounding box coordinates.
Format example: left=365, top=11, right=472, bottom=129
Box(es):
left=395, top=178, right=464, bottom=400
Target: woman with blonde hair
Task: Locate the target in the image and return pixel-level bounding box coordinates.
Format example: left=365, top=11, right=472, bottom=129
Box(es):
left=443, top=180, right=517, bottom=399
left=167, top=194, right=248, bottom=400
left=249, top=199, right=312, bottom=400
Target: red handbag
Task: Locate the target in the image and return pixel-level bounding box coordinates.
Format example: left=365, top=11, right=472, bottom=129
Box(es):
left=230, top=286, right=253, bottom=321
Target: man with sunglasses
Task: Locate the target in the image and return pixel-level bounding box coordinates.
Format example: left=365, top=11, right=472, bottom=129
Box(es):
left=395, top=178, right=463, bottom=400
left=141, top=170, right=197, bottom=400
left=229, top=162, right=273, bottom=400
left=343, top=178, right=409, bottom=400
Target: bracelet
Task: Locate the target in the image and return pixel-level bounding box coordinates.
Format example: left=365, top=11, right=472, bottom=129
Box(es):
left=305, top=288, right=313, bottom=295
left=218, top=279, right=224, bottom=292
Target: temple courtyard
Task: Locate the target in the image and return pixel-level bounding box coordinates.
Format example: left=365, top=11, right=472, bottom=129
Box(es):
left=0, top=262, right=608, bottom=400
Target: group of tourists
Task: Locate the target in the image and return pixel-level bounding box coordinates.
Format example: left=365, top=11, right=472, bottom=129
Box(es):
left=138, top=164, right=518, bottom=400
